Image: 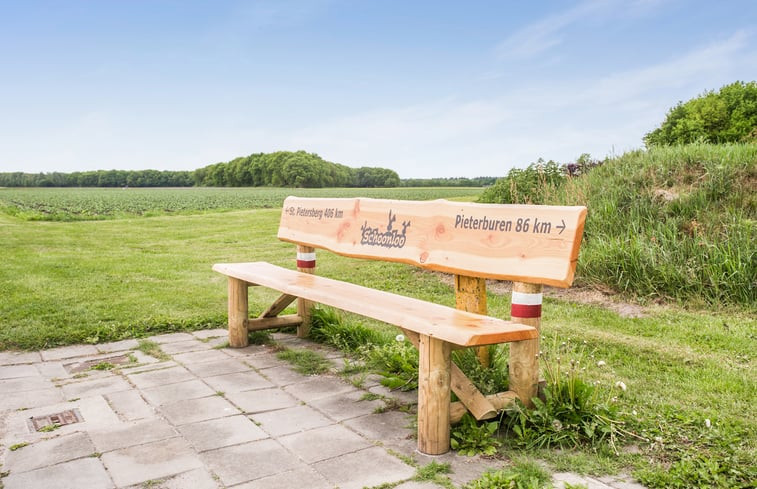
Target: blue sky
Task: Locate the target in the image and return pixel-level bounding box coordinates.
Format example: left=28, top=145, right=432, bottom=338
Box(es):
left=2, top=1, right=755, bottom=178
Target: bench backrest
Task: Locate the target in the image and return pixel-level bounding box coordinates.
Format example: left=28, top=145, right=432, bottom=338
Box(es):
left=278, top=196, right=587, bottom=288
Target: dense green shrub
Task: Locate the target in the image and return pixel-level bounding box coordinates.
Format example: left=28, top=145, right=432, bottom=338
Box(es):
left=645, top=81, right=757, bottom=146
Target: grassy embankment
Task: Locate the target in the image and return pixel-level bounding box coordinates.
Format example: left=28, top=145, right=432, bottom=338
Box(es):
left=0, top=150, right=755, bottom=487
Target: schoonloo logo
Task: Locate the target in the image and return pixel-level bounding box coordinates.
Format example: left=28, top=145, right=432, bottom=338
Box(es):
left=360, top=210, right=411, bottom=248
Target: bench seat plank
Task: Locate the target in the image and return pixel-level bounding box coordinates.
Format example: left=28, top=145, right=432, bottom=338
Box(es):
left=212, top=262, right=537, bottom=347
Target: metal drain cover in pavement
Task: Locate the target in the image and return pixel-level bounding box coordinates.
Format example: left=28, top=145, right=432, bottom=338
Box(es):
left=28, top=408, right=83, bottom=432
left=65, top=353, right=132, bottom=373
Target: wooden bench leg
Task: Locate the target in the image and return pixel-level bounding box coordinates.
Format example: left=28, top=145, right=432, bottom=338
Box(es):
left=417, top=334, right=451, bottom=455
left=509, top=282, right=542, bottom=407
left=228, top=277, right=249, bottom=348
left=296, top=245, right=316, bottom=338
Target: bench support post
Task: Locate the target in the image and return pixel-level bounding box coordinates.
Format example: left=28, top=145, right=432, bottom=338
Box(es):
left=296, top=245, right=316, bottom=338
left=228, top=277, right=249, bottom=348
left=417, top=334, right=451, bottom=455
left=454, top=275, right=489, bottom=367
left=508, top=282, right=543, bottom=408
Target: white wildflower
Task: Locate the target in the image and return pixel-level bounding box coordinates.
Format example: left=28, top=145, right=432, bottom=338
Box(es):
left=632, top=410, right=638, bottom=416
left=597, top=360, right=607, bottom=367
left=705, top=418, right=711, bottom=429
left=395, top=334, right=405, bottom=342
left=615, top=381, right=627, bottom=391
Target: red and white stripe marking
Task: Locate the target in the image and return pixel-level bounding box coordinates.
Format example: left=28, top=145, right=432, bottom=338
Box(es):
left=296, top=251, right=316, bottom=269
left=510, top=290, right=542, bottom=318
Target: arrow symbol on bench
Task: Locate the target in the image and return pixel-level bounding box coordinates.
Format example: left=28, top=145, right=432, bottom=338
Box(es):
left=556, top=219, right=566, bottom=234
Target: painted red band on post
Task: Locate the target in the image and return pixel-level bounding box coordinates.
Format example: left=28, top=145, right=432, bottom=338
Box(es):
left=510, top=303, right=542, bottom=318
left=296, top=260, right=316, bottom=269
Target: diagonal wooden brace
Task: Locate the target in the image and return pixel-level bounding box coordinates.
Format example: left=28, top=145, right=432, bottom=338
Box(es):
left=259, top=293, right=297, bottom=318
left=401, top=328, right=497, bottom=421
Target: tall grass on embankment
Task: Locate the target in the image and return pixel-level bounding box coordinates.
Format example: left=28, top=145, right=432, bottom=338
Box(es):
left=480, top=143, right=756, bottom=309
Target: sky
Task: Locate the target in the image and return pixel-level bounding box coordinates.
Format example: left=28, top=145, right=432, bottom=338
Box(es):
left=1, top=1, right=756, bottom=179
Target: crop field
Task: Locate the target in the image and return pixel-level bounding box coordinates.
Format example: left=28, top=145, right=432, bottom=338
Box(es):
left=0, top=187, right=483, bottom=221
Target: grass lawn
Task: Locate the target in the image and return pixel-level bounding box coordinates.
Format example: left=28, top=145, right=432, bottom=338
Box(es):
left=1, top=199, right=754, bottom=486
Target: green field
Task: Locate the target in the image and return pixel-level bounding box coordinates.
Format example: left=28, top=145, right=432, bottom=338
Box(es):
left=1, top=186, right=754, bottom=487
left=0, top=186, right=483, bottom=221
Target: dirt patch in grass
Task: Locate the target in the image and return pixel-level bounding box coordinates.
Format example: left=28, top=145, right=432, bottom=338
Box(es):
left=431, top=272, right=647, bottom=318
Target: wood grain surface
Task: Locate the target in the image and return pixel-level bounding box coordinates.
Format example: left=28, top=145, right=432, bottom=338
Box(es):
left=278, top=197, right=586, bottom=287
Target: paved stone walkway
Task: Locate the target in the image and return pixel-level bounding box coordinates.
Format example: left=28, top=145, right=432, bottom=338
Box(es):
left=0, top=329, right=646, bottom=489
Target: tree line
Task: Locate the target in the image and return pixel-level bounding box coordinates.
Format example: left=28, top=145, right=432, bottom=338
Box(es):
left=0, top=151, right=403, bottom=188
left=193, top=151, right=400, bottom=188
left=0, top=169, right=194, bottom=188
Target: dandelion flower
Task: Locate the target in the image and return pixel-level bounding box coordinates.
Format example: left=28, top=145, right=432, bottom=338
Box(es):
left=615, top=381, right=627, bottom=391
left=395, top=334, right=405, bottom=342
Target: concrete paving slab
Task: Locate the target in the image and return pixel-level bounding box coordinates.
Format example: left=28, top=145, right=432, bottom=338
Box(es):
left=278, top=424, right=371, bottom=463
left=160, top=395, right=240, bottom=425
left=2, top=457, right=114, bottom=489
left=178, top=414, right=268, bottom=452
left=202, top=370, right=274, bottom=394
left=282, top=375, right=358, bottom=402
left=100, top=436, right=204, bottom=487
left=200, top=438, right=301, bottom=487
left=220, top=344, right=271, bottom=359
left=40, top=344, right=99, bottom=362
left=183, top=358, right=250, bottom=378
left=3, top=431, right=95, bottom=473
left=89, top=418, right=178, bottom=453
left=3, top=395, right=121, bottom=444
left=121, top=468, right=221, bottom=489
left=0, top=364, right=40, bottom=379
left=104, top=389, right=156, bottom=421
left=192, top=328, right=228, bottom=339
left=118, top=360, right=178, bottom=374
left=148, top=332, right=197, bottom=344
left=35, top=361, right=70, bottom=380
left=160, top=339, right=213, bottom=355
left=202, top=336, right=229, bottom=348
left=0, top=386, right=65, bottom=411
left=313, top=446, right=416, bottom=489
left=120, top=350, right=160, bottom=366
left=252, top=405, right=333, bottom=437
left=172, top=349, right=230, bottom=365
left=258, top=365, right=311, bottom=386
left=96, top=338, right=139, bottom=353
left=61, top=375, right=132, bottom=400
left=141, top=379, right=216, bottom=406
left=368, top=384, right=419, bottom=405
left=309, top=389, right=386, bottom=422
left=126, top=365, right=195, bottom=389
left=238, top=352, right=289, bottom=369
left=0, top=375, right=53, bottom=394
left=343, top=410, right=415, bottom=444
left=0, top=350, right=41, bottom=365
left=224, top=387, right=300, bottom=414
left=554, top=472, right=613, bottom=489
left=232, top=466, right=332, bottom=489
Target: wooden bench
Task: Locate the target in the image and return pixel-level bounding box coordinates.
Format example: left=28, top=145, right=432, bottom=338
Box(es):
left=213, top=196, right=586, bottom=455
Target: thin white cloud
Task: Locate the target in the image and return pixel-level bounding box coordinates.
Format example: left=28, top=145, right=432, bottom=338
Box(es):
left=278, top=32, right=754, bottom=178
left=496, top=0, right=666, bottom=61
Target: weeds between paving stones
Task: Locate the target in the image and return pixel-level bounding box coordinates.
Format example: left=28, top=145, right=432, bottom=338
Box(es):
left=276, top=347, right=332, bottom=375
left=463, top=459, right=553, bottom=489
left=136, top=339, right=170, bottom=361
